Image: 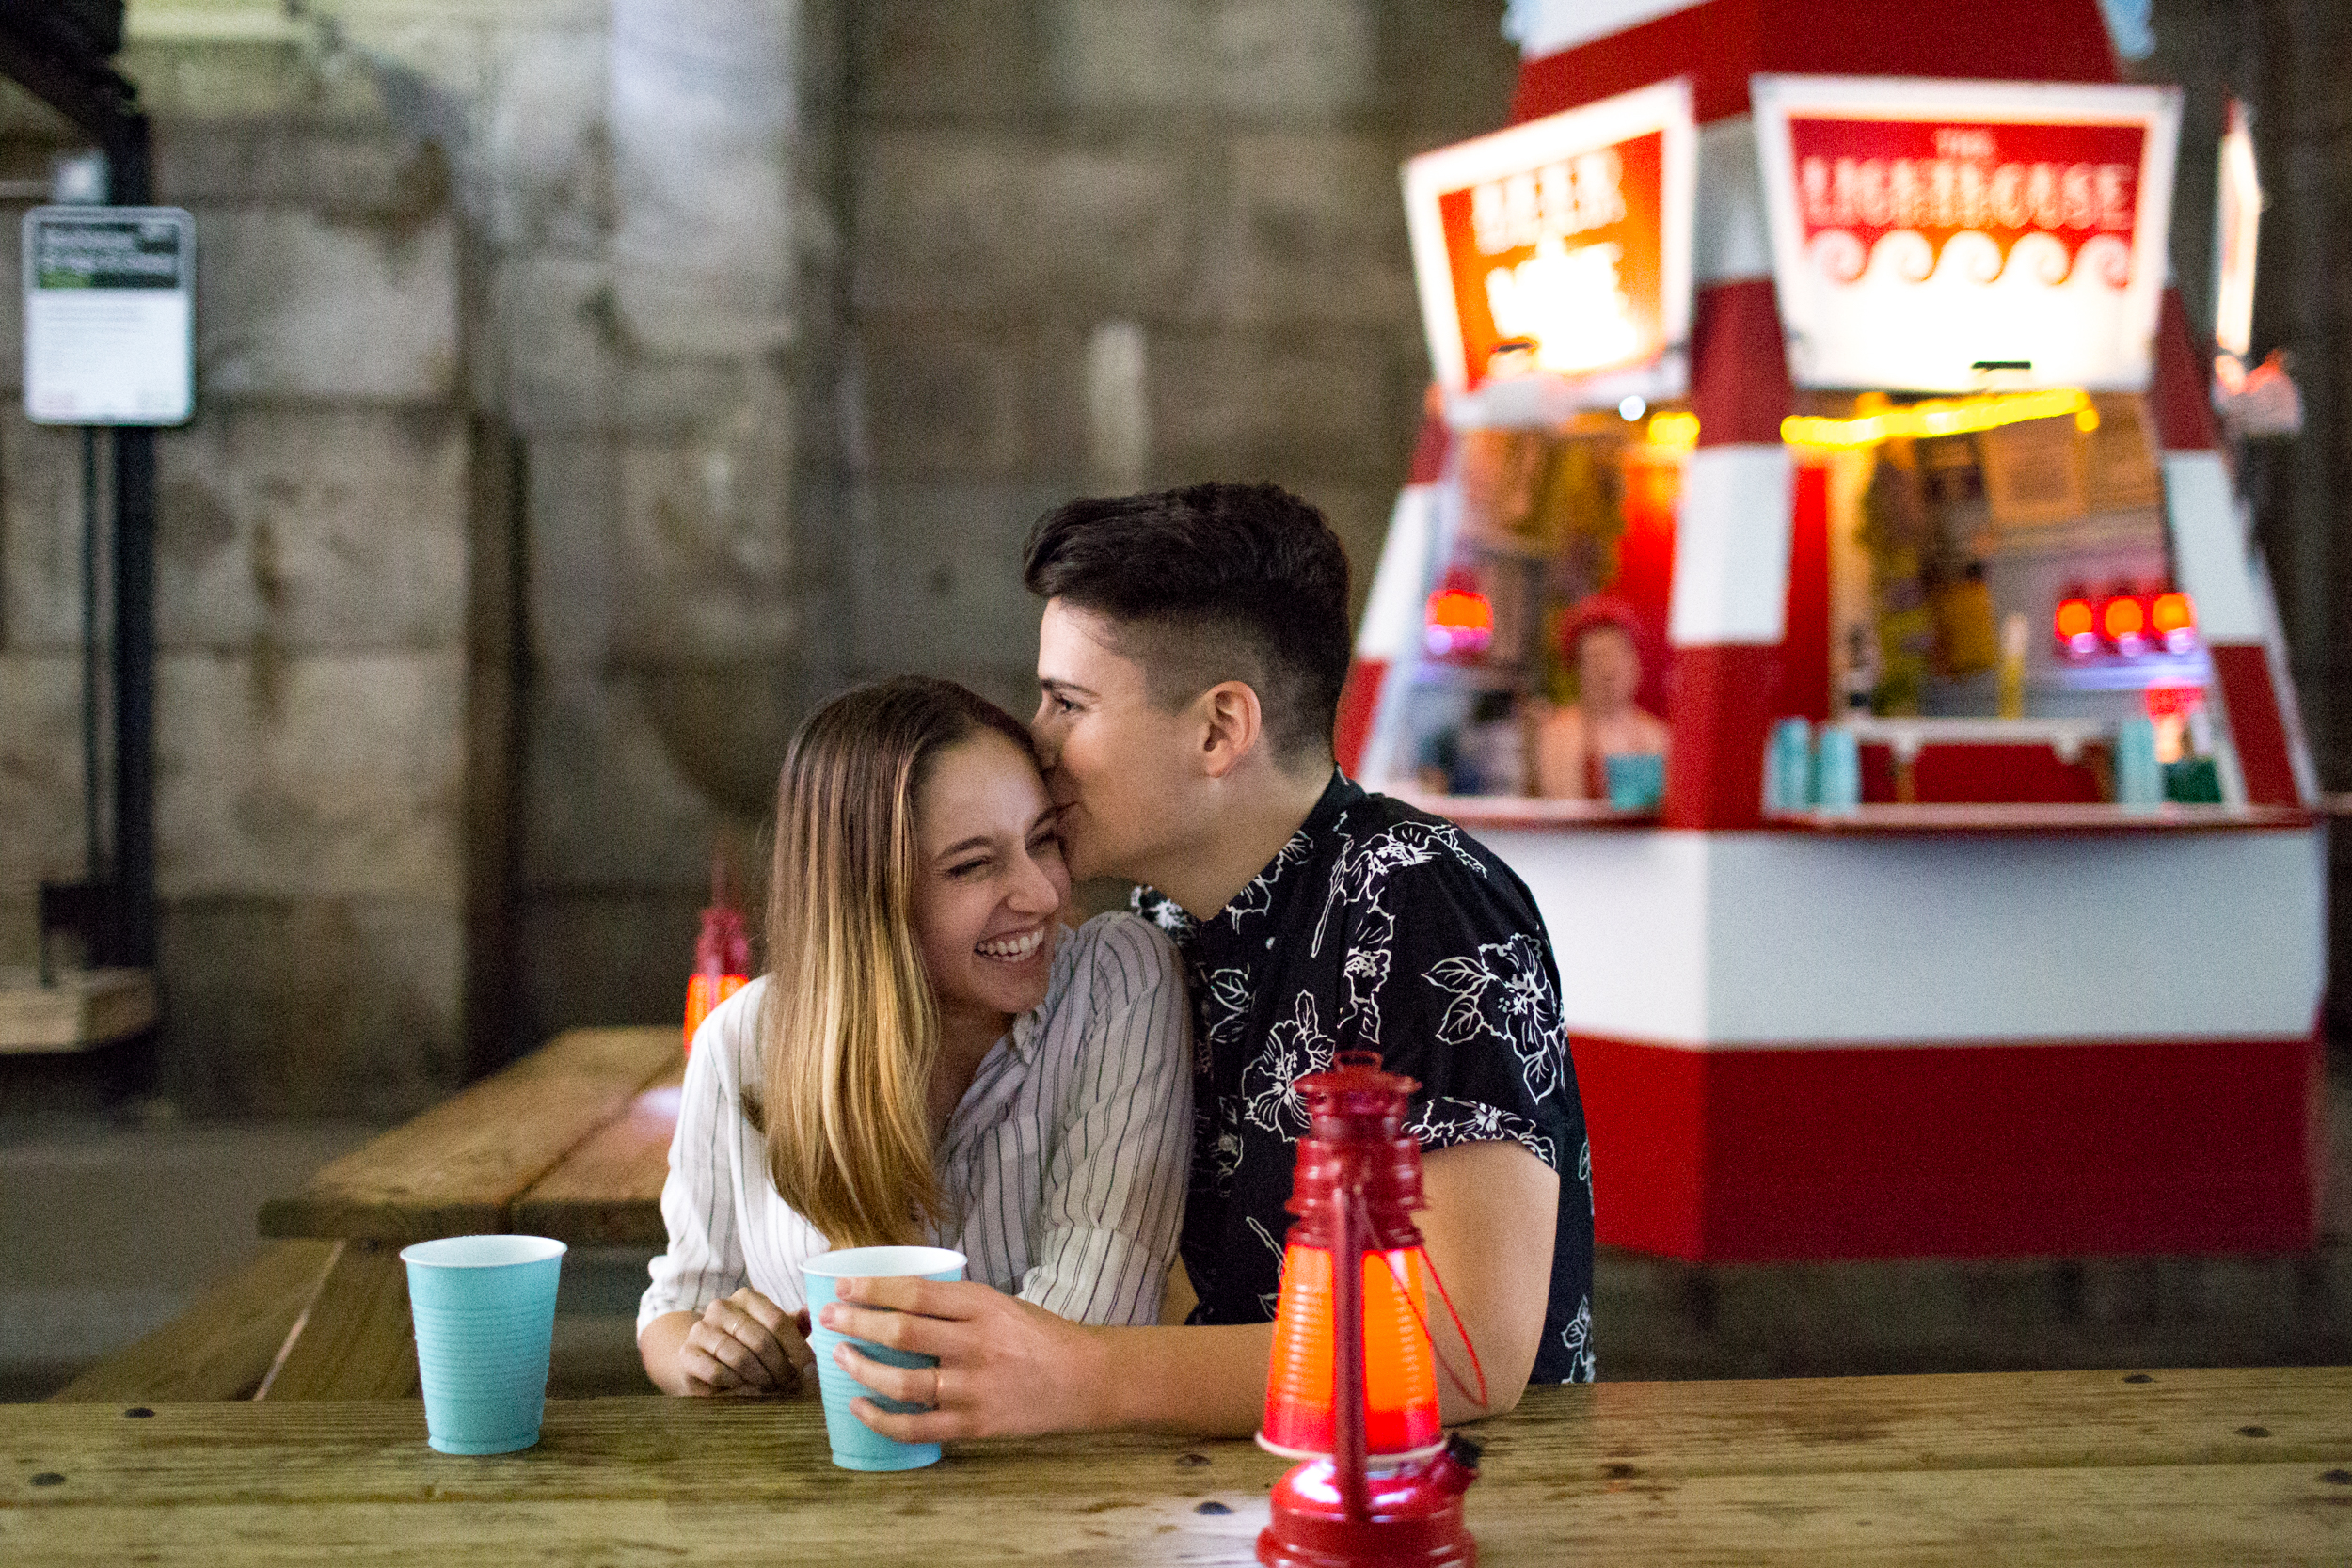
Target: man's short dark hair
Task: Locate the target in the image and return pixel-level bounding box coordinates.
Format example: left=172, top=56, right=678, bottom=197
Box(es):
left=1023, top=482, right=1352, bottom=765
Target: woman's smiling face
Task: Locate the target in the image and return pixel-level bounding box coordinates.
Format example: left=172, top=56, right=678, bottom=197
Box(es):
left=911, top=729, right=1072, bottom=1026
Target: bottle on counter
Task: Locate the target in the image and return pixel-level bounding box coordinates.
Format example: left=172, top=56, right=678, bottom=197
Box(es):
left=685, top=853, right=751, bottom=1055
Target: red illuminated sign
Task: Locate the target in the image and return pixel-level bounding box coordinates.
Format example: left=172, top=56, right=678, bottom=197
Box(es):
left=1788, top=119, right=2145, bottom=293
left=1754, top=77, right=2181, bottom=393
left=1405, top=78, right=1695, bottom=404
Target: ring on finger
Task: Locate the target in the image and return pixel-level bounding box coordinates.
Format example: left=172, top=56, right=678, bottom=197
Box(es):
left=929, top=1366, right=943, bottom=1408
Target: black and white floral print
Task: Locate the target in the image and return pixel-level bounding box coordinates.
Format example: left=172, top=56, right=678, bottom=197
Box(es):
left=1426, top=933, right=1570, bottom=1103
left=1200, top=965, right=1252, bottom=1073
left=1405, top=1094, right=1556, bottom=1168
left=1241, top=991, right=1333, bottom=1136
left=1146, top=772, right=1597, bottom=1386
left=1560, top=1294, right=1596, bottom=1384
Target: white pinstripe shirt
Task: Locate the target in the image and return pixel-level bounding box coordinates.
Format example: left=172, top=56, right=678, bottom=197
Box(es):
left=639, top=911, right=1193, bottom=1334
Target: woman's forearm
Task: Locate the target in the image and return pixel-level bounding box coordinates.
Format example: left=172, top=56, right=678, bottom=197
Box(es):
left=1087, top=1320, right=1274, bottom=1435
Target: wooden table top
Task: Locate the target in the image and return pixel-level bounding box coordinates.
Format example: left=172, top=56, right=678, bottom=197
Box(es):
left=6, top=1368, right=2347, bottom=1565
left=260, top=1027, right=682, bottom=1247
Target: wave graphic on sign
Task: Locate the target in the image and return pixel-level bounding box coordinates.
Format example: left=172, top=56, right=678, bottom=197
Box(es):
left=1805, top=228, right=2132, bottom=291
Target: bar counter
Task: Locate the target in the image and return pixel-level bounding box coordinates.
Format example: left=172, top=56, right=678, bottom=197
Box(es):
left=7, top=1368, right=2348, bottom=1564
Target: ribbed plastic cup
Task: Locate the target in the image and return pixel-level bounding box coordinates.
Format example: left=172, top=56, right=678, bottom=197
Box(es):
left=400, top=1234, right=566, bottom=1456
left=802, top=1245, right=965, bottom=1472
left=1602, top=752, right=1664, bottom=811
left=1813, top=725, right=1862, bottom=812
left=2115, top=715, right=2164, bottom=808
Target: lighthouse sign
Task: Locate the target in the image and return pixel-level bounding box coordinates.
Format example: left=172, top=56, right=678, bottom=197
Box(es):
left=1753, top=75, right=2180, bottom=393
left=1405, top=77, right=1696, bottom=407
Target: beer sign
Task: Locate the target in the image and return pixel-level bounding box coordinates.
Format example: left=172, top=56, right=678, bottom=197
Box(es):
left=1753, top=76, right=2180, bottom=393
left=1405, top=77, right=1696, bottom=404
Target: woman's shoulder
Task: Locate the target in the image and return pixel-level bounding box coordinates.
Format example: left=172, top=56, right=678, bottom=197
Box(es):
left=687, top=975, right=769, bottom=1089
left=1037, top=911, right=1182, bottom=1021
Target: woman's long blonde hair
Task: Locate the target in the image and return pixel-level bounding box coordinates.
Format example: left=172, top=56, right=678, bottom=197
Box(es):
left=754, top=676, right=1037, bottom=1250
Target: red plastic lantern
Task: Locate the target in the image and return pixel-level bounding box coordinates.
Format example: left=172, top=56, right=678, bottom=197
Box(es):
left=685, top=854, right=750, bottom=1055
left=1257, top=1053, right=1482, bottom=1568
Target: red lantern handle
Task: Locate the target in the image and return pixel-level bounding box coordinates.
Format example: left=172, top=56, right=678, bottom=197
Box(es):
left=1380, top=1244, right=1491, bottom=1415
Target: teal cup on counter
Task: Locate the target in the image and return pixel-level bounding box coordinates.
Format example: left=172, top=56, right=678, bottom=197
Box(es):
left=2115, top=715, right=2165, bottom=808
left=1812, top=725, right=1862, bottom=811
left=400, top=1234, right=566, bottom=1455
left=803, top=1245, right=966, bottom=1472
left=1602, top=752, right=1665, bottom=811
left=1765, top=717, right=1814, bottom=812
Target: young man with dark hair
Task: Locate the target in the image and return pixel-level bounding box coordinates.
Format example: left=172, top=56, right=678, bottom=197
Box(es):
left=819, top=481, right=1595, bottom=1437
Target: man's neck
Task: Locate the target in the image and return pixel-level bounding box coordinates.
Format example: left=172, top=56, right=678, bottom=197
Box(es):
left=1154, top=761, right=1334, bottom=923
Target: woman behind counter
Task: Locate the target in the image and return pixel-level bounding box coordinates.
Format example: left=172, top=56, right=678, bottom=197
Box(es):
left=638, top=677, right=1192, bottom=1396
left=1532, top=597, right=1669, bottom=802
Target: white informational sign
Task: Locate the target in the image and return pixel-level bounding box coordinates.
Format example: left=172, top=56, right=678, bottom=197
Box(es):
left=23, top=206, right=196, bottom=426
left=1403, top=77, right=1697, bottom=412
left=1751, top=76, right=2181, bottom=393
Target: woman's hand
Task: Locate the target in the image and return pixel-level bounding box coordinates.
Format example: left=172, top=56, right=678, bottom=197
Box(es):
left=816, top=1278, right=1115, bottom=1440
left=644, top=1289, right=814, bottom=1397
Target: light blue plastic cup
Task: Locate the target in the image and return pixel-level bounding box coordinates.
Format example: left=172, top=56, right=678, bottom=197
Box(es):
left=1766, top=717, right=1814, bottom=811
left=803, top=1245, right=965, bottom=1472
left=1813, top=725, right=1862, bottom=811
left=1603, top=752, right=1665, bottom=811
left=400, top=1234, right=565, bottom=1456
left=2114, top=715, right=2164, bottom=808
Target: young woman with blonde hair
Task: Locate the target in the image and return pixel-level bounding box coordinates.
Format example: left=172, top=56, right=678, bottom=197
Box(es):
left=637, top=676, right=1191, bottom=1396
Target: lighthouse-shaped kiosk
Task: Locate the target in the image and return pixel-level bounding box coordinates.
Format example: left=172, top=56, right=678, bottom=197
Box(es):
left=1344, top=0, right=2324, bottom=1260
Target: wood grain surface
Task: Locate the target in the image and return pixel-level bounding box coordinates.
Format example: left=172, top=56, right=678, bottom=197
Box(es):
left=258, top=1028, right=678, bottom=1243
left=509, top=1060, right=685, bottom=1247
left=46, top=1241, right=340, bottom=1404
left=5, top=1369, right=2346, bottom=1565
left=254, top=1242, right=420, bottom=1402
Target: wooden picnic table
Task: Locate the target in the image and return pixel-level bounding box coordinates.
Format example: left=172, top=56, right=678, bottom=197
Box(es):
left=52, top=1028, right=684, bottom=1405
left=260, top=1025, right=683, bottom=1248
left=8, top=1368, right=2349, bottom=1564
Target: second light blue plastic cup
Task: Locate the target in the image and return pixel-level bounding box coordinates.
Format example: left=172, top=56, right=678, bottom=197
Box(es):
left=1766, top=717, right=1814, bottom=812
left=803, top=1245, right=965, bottom=1472
left=2115, top=715, right=2164, bottom=808
left=400, top=1234, right=565, bottom=1456
left=1603, top=752, right=1665, bottom=811
left=1813, top=725, right=1862, bottom=811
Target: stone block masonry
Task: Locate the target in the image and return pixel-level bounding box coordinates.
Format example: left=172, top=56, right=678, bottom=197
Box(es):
left=0, top=2, right=1525, bottom=1108
left=0, top=28, right=479, bottom=1118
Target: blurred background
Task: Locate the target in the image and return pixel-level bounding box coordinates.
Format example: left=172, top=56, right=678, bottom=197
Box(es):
left=0, top=0, right=2345, bottom=1397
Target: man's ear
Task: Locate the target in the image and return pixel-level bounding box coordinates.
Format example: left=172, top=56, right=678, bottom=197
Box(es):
left=1198, top=680, right=1264, bottom=779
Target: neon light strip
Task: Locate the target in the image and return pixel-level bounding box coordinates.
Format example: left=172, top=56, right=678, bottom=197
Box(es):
left=1782, top=388, right=2092, bottom=450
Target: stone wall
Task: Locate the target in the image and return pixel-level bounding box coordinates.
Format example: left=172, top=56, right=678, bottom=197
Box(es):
left=835, top=0, right=1518, bottom=717
left=0, top=31, right=475, bottom=1117
left=2139, top=0, right=2352, bottom=1039
left=0, top=3, right=1522, bottom=1108
left=515, top=0, right=1523, bottom=1040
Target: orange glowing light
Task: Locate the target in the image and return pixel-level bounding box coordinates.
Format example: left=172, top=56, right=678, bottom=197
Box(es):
left=1428, top=589, right=1492, bottom=633
left=1263, top=1243, right=1441, bottom=1461
left=2151, top=592, right=2195, bottom=634
left=2103, top=596, right=2146, bottom=641
left=2054, top=599, right=2094, bottom=641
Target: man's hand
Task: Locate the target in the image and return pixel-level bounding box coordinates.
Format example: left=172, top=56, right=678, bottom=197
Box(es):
left=643, top=1288, right=814, bottom=1398
left=817, top=1277, right=1114, bottom=1442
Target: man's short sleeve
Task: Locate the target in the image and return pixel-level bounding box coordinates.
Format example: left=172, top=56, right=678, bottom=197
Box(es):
left=1326, top=823, right=1574, bottom=1173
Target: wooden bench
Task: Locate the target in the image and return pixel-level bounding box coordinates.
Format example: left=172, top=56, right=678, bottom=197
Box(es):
left=52, top=1027, right=679, bottom=1403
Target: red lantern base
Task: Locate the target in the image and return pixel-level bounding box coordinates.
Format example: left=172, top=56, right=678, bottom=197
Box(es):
left=1256, top=1449, right=1478, bottom=1568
